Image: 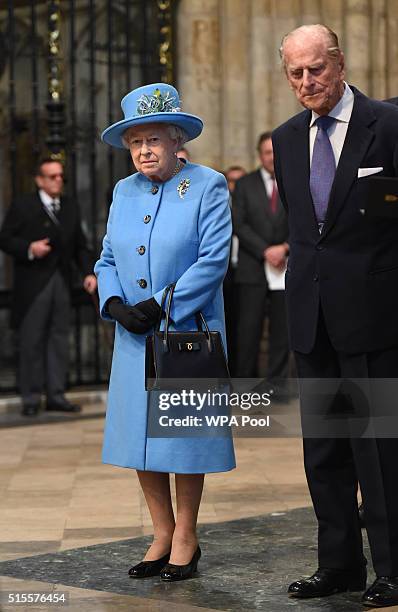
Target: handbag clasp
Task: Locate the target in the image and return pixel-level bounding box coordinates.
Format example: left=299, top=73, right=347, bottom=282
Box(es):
left=177, top=341, right=201, bottom=352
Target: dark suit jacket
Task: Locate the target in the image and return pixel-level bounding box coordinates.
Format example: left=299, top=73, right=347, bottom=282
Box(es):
left=232, top=169, right=288, bottom=284
left=386, top=97, right=398, bottom=105
left=0, top=192, right=94, bottom=327
left=272, top=87, right=398, bottom=354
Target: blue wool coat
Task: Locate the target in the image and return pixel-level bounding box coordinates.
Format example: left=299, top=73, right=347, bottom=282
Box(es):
left=95, top=162, right=236, bottom=473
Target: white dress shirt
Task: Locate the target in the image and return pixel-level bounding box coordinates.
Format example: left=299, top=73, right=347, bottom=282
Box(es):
left=260, top=167, right=276, bottom=199
left=39, top=189, right=60, bottom=213
left=259, top=168, right=286, bottom=288
left=228, top=194, right=239, bottom=267
left=309, top=82, right=354, bottom=167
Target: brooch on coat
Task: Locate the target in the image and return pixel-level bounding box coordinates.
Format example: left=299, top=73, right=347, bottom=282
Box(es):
left=177, top=178, right=191, bottom=199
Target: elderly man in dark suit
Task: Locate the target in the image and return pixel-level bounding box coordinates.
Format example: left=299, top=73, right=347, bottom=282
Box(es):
left=0, top=159, right=97, bottom=416
left=272, top=24, right=398, bottom=607
left=232, top=132, right=289, bottom=389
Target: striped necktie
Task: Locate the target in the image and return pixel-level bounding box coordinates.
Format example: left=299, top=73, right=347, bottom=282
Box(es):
left=50, top=199, right=60, bottom=214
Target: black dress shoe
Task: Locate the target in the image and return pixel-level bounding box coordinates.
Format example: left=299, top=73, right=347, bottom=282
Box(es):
left=362, top=576, right=398, bottom=607
left=128, top=552, right=170, bottom=578
left=160, top=546, right=201, bottom=582
left=46, top=399, right=81, bottom=413
left=22, top=404, right=39, bottom=416
left=288, top=567, right=367, bottom=598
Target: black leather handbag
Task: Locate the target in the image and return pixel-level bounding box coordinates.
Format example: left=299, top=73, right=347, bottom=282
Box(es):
left=145, top=283, right=230, bottom=391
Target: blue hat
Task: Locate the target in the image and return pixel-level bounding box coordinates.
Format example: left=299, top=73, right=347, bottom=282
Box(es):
left=101, top=83, right=203, bottom=148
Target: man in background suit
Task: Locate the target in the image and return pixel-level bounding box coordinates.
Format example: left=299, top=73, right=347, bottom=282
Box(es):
left=232, top=133, right=289, bottom=389
left=272, top=24, right=398, bottom=607
left=0, top=159, right=97, bottom=416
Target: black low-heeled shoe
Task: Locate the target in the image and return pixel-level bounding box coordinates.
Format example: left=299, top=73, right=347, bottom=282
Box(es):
left=160, top=546, right=201, bottom=582
left=128, top=551, right=170, bottom=578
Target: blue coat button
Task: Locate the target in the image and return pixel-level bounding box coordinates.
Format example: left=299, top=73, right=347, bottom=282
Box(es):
left=151, top=185, right=159, bottom=194
left=137, top=246, right=146, bottom=255
left=143, top=215, right=151, bottom=224
left=138, top=278, right=147, bottom=288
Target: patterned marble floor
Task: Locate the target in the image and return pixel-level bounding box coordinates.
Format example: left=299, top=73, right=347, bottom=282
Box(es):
left=0, top=508, right=377, bottom=611
left=0, top=403, right=393, bottom=611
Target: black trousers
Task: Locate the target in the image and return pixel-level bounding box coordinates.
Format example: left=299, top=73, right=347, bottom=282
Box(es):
left=235, top=284, right=290, bottom=380
left=294, top=309, right=398, bottom=576
left=223, top=266, right=238, bottom=375
left=18, top=271, right=71, bottom=406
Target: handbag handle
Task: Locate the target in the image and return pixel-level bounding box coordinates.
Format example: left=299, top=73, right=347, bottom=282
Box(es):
left=155, top=283, right=174, bottom=332
left=160, top=283, right=214, bottom=353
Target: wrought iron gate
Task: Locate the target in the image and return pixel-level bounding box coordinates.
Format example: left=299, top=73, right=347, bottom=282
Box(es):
left=0, top=0, right=175, bottom=392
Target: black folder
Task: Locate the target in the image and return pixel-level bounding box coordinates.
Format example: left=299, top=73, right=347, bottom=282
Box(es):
left=358, top=176, right=398, bottom=219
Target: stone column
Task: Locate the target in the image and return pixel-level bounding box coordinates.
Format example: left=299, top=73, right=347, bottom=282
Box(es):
left=369, top=0, right=387, bottom=98
left=249, top=0, right=274, bottom=169
left=321, top=0, right=344, bottom=51
left=219, top=0, right=251, bottom=171
left=271, top=0, right=302, bottom=128
left=344, top=0, right=371, bottom=93
left=176, top=0, right=398, bottom=170
left=386, top=0, right=398, bottom=97
left=176, top=0, right=222, bottom=168
left=300, top=0, right=322, bottom=24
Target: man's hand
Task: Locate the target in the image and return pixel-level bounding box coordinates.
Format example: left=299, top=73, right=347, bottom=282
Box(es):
left=264, top=243, right=288, bottom=269
left=83, top=274, right=97, bottom=294
left=30, top=238, right=52, bottom=259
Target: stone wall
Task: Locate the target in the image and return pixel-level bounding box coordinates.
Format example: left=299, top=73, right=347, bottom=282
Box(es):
left=176, top=0, right=398, bottom=171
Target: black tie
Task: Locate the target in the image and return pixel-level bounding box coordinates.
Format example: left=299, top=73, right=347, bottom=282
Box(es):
left=50, top=199, right=60, bottom=215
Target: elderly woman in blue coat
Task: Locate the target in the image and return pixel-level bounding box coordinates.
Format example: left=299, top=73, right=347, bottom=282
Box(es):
left=95, top=83, right=235, bottom=582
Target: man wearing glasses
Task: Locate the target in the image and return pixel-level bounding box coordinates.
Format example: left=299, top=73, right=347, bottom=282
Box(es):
left=0, top=158, right=97, bottom=416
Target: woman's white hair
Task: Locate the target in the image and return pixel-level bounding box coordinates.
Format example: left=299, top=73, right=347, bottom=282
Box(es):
left=122, top=124, right=188, bottom=149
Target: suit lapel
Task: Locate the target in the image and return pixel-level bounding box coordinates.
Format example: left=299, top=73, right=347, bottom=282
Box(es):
left=273, top=193, right=285, bottom=221
left=289, top=110, right=321, bottom=240
left=254, top=169, right=283, bottom=222
left=34, top=192, right=46, bottom=215
left=321, top=88, right=376, bottom=239
left=36, top=191, right=62, bottom=227
left=253, top=170, right=267, bottom=207
left=57, top=196, right=67, bottom=226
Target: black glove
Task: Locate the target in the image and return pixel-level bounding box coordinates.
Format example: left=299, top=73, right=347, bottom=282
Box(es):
left=107, top=297, right=160, bottom=334
left=134, top=297, right=161, bottom=323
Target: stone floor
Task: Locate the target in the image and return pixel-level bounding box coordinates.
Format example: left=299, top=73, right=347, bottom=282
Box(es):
left=0, top=389, right=107, bottom=428
left=0, top=400, right=394, bottom=611
left=0, top=508, right=375, bottom=611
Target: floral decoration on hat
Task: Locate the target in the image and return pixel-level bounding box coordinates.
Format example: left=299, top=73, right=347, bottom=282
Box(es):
left=137, top=88, right=180, bottom=116
left=101, top=82, right=203, bottom=149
